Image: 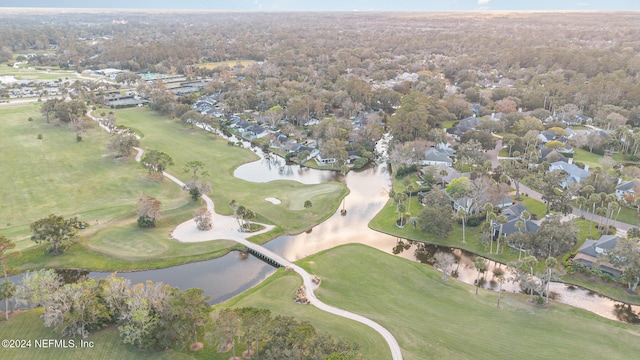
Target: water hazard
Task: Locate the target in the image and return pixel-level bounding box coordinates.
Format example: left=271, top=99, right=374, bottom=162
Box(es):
left=5, top=135, right=640, bottom=324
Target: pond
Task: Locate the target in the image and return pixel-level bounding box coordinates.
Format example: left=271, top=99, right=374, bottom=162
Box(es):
left=5, top=133, right=640, bottom=324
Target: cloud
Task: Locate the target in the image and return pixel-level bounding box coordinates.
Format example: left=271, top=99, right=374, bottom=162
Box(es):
left=478, top=0, right=490, bottom=4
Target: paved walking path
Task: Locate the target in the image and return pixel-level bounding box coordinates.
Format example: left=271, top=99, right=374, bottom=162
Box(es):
left=486, top=139, right=636, bottom=235
left=91, top=112, right=404, bottom=360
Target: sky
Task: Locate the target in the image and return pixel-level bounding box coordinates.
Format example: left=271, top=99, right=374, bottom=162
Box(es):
left=1, top=0, right=639, bottom=11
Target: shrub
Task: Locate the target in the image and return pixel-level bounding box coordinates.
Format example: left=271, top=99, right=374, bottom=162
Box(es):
left=352, top=157, right=369, bottom=169
left=395, top=165, right=417, bottom=178
left=458, top=213, right=486, bottom=227
left=562, top=252, right=576, bottom=267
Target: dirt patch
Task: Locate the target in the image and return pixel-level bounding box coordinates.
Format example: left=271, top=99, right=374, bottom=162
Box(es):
left=243, top=349, right=255, bottom=358
left=190, top=342, right=204, bottom=351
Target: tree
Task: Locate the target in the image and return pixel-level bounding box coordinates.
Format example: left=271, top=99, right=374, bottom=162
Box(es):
left=458, top=208, right=467, bottom=243
left=0, top=281, right=15, bottom=320
left=494, top=267, right=506, bottom=308
left=31, top=214, right=86, bottom=255
left=0, top=235, right=16, bottom=319
left=544, top=257, right=558, bottom=304
left=419, top=205, right=453, bottom=238
left=16, top=269, right=62, bottom=311
left=434, top=252, right=455, bottom=281
left=446, top=177, right=470, bottom=206
left=460, top=130, right=496, bottom=151
left=40, top=98, right=62, bottom=123
left=522, top=256, right=538, bottom=302
left=530, top=169, right=566, bottom=214
left=527, top=215, right=577, bottom=258
left=43, top=279, right=110, bottom=338
left=501, top=160, right=529, bottom=200
left=607, top=237, right=640, bottom=292
left=107, top=132, right=139, bottom=157
left=183, top=160, right=209, bottom=180
left=118, top=281, right=173, bottom=350
left=37, top=133, right=45, bottom=158
left=184, top=179, right=212, bottom=201
left=304, top=200, right=313, bottom=212
left=264, top=105, right=283, bottom=128
left=0, top=235, right=15, bottom=280
left=141, top=150, right=173, bottom=178
left=495, top=215, right=508, bottom=254
left=213, top=308, right=243, bottom=359
left=456, top=139, right=484, bottom=167
left=474, top=257, right=487, bottom=295
left=137, top=194, right=162, bottom=228
left=194, top=207, right=213, bottom=231
left=168, top=288, right=212, bottom=350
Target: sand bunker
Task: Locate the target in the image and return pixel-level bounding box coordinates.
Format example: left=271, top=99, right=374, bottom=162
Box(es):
left=265, top=197, right=282, bottom=204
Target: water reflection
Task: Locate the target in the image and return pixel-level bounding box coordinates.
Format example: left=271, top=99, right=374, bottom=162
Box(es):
left=5, top=134, right=640, bottom=324
left=3, top=252, right=275, bottom=308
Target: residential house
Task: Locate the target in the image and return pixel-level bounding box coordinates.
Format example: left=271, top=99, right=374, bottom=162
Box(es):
left=549, top=161, right=590, bottom=189
left=315, top=154, right=337, bottom=166
left=446, top=116, right=483, bottom=140
left=421, top=164, right=468, bottom=187
left=615, top=180, right=640, bottom=202
left=539, top=148, right=568, bottom=164
left=420, top=147, right=453, bottom=166
left=573, top=235, right=621, bottom=276
left=244, top=125, right=268, bottom=139
left=492, top=203, right=539, bottom=239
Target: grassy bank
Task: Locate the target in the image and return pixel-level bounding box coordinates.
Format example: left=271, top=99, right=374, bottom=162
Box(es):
left=0, top=103, right=186, bottom=241
left=226, top=244, right=640, bottom=360
left=112, top=107, right=348, bottom=235
left=3, top=103, right=345, bottom=273
left=4, top=245, right=640, bottom=360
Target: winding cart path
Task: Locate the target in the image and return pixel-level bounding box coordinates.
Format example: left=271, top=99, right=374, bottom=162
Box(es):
left=90, top=112, right=404, bottom=359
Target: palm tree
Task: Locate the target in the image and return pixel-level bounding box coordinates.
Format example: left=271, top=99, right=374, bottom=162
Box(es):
left=508, top=139, right=515, bottom=157
left=496, top=215, right=508, bottom=254
left=439, top=169, right=448, bottom=188
left=576, top=196, right=587, bottom=219
left=588, top=193, right=601, bottom=236
left=474, top=257, right=487, bottom=295
left=486, top=211, right=497, bottom=254
left=407, top=184, right=415, bottom=213
left=545, top=257, right=558, bottom=305
left=458, top=208, right=467, bottom=243
left=493, top=267, right=505, bottom=308
left=236, top=205, right=246, bottom=232
left=523, top=256, right=538, bottom=302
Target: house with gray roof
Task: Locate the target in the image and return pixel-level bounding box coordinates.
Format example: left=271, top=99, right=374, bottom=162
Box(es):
left=446, top=116, right=483, bottom=140
left=574, top=235, right=621, bottom=276
left=420, top=147, right=453, bottom=166
left=616, top=180, right=640, bottom=202
left=549, top=161, right=590, bottom=189
left=492, top=203, right=539, bottom=239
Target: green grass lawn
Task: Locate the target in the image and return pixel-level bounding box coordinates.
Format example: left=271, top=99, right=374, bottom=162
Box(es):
left=516, top=196, right=546, bottom=219
left=1, top=103, right=346, bottom=273
left=112, top=107, right=348, bottom=235
left=226, top=244, right=640, bottom=360
left=0, top=103, right=186, bottom=240
left=612, top=153, right=640, bottom=165
left=573, top=148, right=603, bottom=169
left=0, top=64, right=83, bottom=81
left=368, top=198, right=517, bottom=263
left=370, top=195, right=640, bottom=303
left=5, top=245, right=640, bottom=360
